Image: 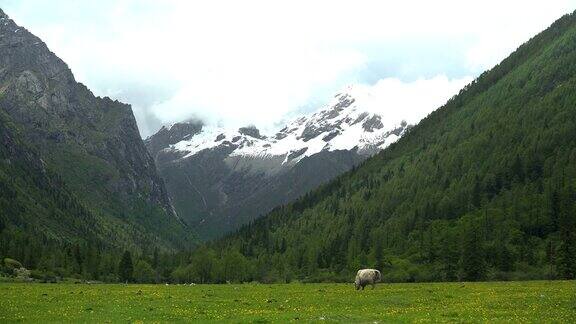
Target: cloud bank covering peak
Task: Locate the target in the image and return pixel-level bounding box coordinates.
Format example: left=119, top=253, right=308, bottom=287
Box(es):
left=2, top=0, right=575, bottom=136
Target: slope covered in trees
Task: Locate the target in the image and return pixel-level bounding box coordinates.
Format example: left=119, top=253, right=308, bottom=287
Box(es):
left=0, top=110, right=106, bottom=280
left=0, top=104, right=192, bottom=282
left=0, top=8, right=195, bottom=281
left=190, top=11, right=576, bottom=283
left=0, top=8, right=193, bottom=250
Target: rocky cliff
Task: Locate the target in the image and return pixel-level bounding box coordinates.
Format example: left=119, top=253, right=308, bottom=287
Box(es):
left=0, top=9, right=191, bottom=250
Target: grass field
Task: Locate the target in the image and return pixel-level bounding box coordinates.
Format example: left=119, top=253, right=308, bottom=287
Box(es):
left=0, top=281, right=575, bottom=322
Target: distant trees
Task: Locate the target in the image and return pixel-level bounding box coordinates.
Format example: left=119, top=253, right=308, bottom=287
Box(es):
left=134, top=260, right=156, bottom=283
left=221, top=251, right=249, bottom=282
left=189, top=247, right=217, bottom=283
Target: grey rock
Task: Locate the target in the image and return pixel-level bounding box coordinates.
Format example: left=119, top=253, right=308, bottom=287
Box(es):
left=322, top=130, right=340, bottom=142
left=362, top=115, right=384, bottom=132
left=238, top=126, right=265, bottom=139
left=287, top=147, right=308, bottom=161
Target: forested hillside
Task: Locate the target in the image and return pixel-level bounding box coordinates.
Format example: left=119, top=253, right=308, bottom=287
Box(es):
left=0, top=9, right=194, bottom=281
left=181, top=11, right=576, bottom=283
left=0, top=8, right=193, bottom=249
left=0, top=109, right=97, bottom=251
left=0, top=111, right=112, bottom=279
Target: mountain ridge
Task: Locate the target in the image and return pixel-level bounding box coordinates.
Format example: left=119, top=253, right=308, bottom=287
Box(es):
left=146, top=85, right=411, bottom=239
left=151, top=87, right=410, bottom=164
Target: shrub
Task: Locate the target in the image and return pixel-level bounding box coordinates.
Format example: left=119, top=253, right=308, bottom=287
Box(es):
left=4, top=258, right=22, bottom=270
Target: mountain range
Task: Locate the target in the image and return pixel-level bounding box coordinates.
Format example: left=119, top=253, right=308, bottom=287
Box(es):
left=146, top=87, right=410, bottom=239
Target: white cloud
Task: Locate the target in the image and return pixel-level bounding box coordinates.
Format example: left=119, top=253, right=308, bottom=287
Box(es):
left=1, top=0, right=575, bottom=136
left=353, top=75, right=473, bottom=129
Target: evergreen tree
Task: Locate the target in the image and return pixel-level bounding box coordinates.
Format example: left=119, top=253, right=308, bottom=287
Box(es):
left=373, top=238, right=384, bottom=271
left=495, top=242, right=513, bottom=272
left=550, top=189, right=561, bottom=232
left=472, top=175, right=482, bottom=208
left=152, top=247, right=159, bottom=269
left=459, top=225, right=485, bottom=281
left=118, top=251, right=134, bottom=283
left=557, top=191, right=576, bottom=279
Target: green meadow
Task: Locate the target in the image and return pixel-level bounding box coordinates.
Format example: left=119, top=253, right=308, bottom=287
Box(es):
left=0, top=281, right=574, bottom=322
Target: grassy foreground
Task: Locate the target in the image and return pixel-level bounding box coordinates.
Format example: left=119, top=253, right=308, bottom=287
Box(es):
left=0, top=281, right=575, bottom=322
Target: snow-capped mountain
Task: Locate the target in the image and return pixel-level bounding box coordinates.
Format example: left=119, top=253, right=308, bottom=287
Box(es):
left=146, top=86, right=410, bottom=240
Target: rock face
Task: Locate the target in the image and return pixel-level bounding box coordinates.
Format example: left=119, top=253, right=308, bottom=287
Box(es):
left=145, top=121, right=203, bottom=158
left=147, top=87, right=410, bottom=240
left=0, top=9, right=190, bottom=249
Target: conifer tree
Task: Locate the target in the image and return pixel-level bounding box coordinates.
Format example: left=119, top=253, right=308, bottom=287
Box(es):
left=460, top=225, right=485, bottom=281
left=118, top=251, right=134, bottom=283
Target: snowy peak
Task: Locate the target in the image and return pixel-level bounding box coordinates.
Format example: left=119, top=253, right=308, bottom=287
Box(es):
left=292, top=91, right=386, bottom=143
left=145, top=120, right=203, bottom=156
left=149, top=86, right=410, bottom=167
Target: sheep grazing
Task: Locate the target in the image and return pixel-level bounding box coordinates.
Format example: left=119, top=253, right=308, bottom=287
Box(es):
left=354, top=269, right=382, bottom=290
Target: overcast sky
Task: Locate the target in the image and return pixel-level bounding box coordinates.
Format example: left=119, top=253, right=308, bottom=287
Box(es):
left=2, top=1, right=575, bottom=137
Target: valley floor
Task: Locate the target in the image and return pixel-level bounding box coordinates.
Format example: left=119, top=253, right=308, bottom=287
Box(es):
left=0, top=281, right=574, bottom=322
